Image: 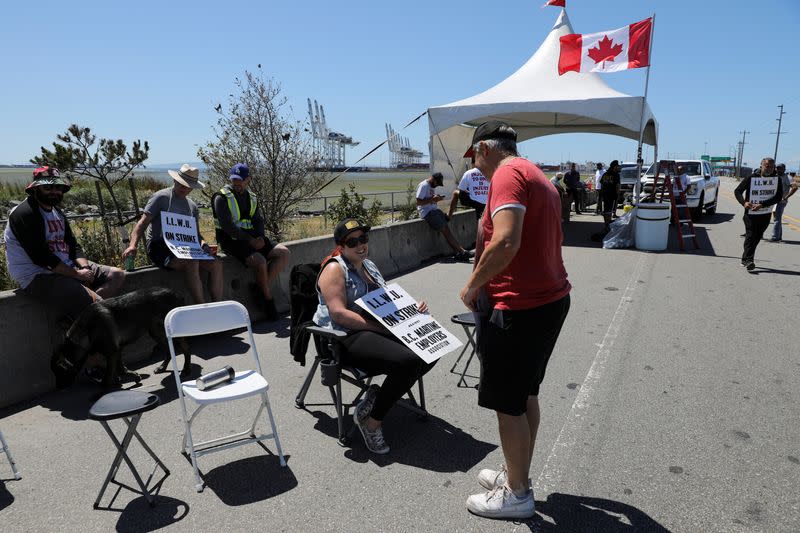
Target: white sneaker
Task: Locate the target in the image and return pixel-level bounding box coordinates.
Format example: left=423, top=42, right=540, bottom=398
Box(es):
left=477, top=464, right=507, bottom=490
left=466, top=485, right=535, bottom=519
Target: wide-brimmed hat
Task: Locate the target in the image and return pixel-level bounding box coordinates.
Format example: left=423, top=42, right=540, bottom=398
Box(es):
left=25, top=166, right=71, bottom=194
left=168, top=164, right=205, bottom=189
left=463, top=120, right=518, bottom=158
left=334, top=218, right=370, bottom=244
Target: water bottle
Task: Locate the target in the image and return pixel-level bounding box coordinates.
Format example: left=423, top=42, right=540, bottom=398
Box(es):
left=196, top=366, right=236, bottom=391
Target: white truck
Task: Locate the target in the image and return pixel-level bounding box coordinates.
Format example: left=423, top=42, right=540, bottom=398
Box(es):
left=640, top=159, right=720, bottom=219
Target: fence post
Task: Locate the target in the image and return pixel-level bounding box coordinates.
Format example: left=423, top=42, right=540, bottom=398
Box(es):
left=390, top=192, right=395, bottom=222
left=128, top=177, right=140, bottom=216
left=94, top=181, right=114, bottom=250
left=323, top=197, right=327, bottom=227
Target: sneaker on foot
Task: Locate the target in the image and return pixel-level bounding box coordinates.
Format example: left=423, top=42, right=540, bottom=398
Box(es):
left=353, top=416, right=390, bottom=454
left=477, top=464, right=507, bottom=490
left=354, top=384, right=380, bottom=424
left=466, top=485, right=535, bottom=520
left=746, top=261, right=756, bottom=272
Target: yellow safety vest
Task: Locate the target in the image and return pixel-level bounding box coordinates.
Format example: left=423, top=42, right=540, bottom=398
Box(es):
left=213, top=186, right=257, bottom=230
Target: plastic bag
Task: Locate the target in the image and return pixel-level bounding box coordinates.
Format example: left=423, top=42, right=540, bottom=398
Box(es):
left=602, top=210, right=636, bottom=249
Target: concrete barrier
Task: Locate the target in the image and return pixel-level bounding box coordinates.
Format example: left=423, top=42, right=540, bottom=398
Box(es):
left=0, top=211, right=477, bottom=409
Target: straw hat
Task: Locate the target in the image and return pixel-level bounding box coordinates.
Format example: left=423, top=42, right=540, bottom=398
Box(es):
left=168, top=164, right=205, bottom=189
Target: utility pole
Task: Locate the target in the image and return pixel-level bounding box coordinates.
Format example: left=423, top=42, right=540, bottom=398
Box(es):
left=771, top=104, right=787, bottom=161
left=736, top=130, right=749, bottom=178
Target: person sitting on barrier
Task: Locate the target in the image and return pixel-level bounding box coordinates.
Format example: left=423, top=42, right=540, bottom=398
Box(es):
left=416, top=172, right=474, bottom=262
left=4, top=166, right=125, bottom=321
left=211, top=163, right=290, bottom=320
left=448, top=158, right=488, bottom=220
left=123, top=164, right=223, bottom=304
left=313, top=218, right=437, bottom=454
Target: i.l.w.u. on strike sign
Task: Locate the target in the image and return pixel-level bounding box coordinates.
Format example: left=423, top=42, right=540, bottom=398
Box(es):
left=356, top=283, right=462, bottom=363
left=160, top=212, right=213, bottom=260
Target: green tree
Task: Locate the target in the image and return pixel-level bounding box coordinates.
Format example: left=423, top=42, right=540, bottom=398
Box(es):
left=31, top=124, right=149, bottom=225
left=326, top=183, right=383, bottom=227
left=198, top=69, right=328, bottom=241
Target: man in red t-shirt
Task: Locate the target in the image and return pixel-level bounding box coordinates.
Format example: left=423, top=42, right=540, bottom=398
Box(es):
left=459, top=121, right=571, bottom=520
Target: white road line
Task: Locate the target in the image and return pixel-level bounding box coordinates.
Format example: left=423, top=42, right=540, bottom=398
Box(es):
left=534, top=252, right=649, bottom=495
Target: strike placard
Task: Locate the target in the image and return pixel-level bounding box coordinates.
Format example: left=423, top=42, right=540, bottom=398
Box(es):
left=160, top=212, right=213, bottom=260
left=748, top=176, right=778, bottom=214
left=356, top=283, right=462, bottom=364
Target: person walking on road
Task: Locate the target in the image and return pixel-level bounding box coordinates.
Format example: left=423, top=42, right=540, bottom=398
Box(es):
left=459, top=121, right=571, bottom=520
left=770, top=163, right=797, bottom=242
left=600, top=160, right=621, bottom=230
left=734, top=157, right=784, bottom=271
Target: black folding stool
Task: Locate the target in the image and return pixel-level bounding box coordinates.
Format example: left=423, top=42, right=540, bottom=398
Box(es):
left=449, top=313, right=479, bottom=388
left=89, top=391, right=169, bottom=508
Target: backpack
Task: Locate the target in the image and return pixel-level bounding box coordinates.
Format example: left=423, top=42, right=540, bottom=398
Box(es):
left=289, top=263, right=323, bottom=366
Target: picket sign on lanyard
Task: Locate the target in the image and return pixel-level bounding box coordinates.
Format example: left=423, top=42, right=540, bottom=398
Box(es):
left=748, top=176, right=777, bottom=215
left=160, top=211, right=213, bottom=260
left=356, top=283, right=462, bottom=364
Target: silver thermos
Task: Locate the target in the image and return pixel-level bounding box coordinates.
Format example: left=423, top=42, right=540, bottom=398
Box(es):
left=196, top=366, right=235, bottom=391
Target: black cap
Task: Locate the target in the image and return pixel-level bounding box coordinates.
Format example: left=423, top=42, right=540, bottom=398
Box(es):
left=333, top=218, right=371, bottom=244
left=431, top=172, right=444, bottom=186
left=463, top=120, right=518, bottom=157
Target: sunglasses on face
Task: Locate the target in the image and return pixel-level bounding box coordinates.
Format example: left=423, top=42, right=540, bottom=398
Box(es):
left=343, top=233, right=369, bottom=248
left=40, top=185, right=67, bottom=193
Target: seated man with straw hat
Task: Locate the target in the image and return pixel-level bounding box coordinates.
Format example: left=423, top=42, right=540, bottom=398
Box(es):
left=123, top=164, right=224, bottom=304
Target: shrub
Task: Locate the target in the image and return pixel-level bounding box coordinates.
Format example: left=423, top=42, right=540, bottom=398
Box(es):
left=325, top=183, right=383, bottom=227
left=396, top=180, right=419, bottom=221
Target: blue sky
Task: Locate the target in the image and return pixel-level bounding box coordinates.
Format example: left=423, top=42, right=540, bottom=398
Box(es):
left=1, top=0, right=798, bottom=170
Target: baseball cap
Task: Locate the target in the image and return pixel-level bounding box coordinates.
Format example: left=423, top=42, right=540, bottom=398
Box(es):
left=463, top=120, right=518, bottom=158
left=333, top=218, right=371, bottom=244
left=229, top=163, right=250, bottom=180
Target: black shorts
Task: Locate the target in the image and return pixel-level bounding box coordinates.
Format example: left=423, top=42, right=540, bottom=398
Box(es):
left=23, top=261, right=113, bottom=320
left=219, top=236, right=276, bottom=265
left=146, top=239, right=177, bottom=269
left=477, top=294, right=570, bottom=416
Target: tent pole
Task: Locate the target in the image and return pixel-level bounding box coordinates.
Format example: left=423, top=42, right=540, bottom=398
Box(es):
left=634, top=13, right=656, bottom=202
left=428, top=114, right=459, bottom=186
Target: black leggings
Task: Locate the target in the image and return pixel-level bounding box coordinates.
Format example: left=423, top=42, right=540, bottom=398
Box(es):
left=340, top=330, right=436, bottom=420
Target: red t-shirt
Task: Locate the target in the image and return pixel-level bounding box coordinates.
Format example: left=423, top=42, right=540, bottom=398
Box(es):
left=481, top=158, right=571, bottom=310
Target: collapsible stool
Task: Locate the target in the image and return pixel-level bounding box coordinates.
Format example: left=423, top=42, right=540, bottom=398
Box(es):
left=0, top=428, right=22, bottom=480
left=449, top=313, right=479, bottom=388
left=164, top=301, right=285, bottom=492
left=89, top=391, right=169, bottom=508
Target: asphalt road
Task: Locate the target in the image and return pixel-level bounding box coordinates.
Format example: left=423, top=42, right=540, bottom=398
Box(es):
left=1, top=176, right=798, bottom=532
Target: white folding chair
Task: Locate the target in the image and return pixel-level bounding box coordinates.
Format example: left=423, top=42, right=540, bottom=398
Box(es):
left=164, top=300, right=285, bottom=492
left=0, top=428, right=21, bottom=480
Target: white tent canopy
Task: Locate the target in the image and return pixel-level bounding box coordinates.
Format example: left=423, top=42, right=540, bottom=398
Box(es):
left=427, top=9, right=658, bottom=182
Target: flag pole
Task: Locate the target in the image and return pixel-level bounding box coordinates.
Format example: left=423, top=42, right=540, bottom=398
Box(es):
left=634, top=13, right=656, bottom=201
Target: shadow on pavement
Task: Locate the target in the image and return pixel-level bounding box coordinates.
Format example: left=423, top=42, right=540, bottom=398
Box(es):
left=695, top=212, right=735, bottom=224
left=203, top=454, right=297, bottom=506
left=305, top=408, right=496, bottom=472
left=521, top=492, right=670, bottom=532
left=115, top=495, right=190, bottom=532
left=0, top=480, right=14, bottom=512
left=749, top=267, right=800, bottom=276
left=561, top=218, right=606, bottom=249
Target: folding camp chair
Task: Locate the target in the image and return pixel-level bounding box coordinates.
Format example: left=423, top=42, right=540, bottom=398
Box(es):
left=289, top=262, right=427, bottom=447
left=0, top=428, right=21, bottom=480
left=164, top=301, right=285, bottom=492
left=449, top=313, right=479, bottom=388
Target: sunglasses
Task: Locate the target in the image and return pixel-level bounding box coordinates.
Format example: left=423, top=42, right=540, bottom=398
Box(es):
left=343, top=233, right=369, bottom=248
left=39, top=185, right=68, bottom=193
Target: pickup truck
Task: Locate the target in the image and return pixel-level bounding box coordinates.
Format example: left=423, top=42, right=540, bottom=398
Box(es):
left=639, top=159, right=720, bottom=219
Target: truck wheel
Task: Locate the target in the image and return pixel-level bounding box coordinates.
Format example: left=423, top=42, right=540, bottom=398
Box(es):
left=691, top=193, right=704, bottom=220
left=705, top=187, right=719, bottom=215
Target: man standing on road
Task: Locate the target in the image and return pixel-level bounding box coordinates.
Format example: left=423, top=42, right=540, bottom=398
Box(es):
left=211, top=163, right=290, bottom=320
left=563, top=162, right=583, bottom=215
left=4, top=166, right=125, bottom=321
left=770, top=163, right=797, bottom=242
left=459, top=121, right=571, bottom=520
left=734, top=157, right=784, bottom=271
left=416, top=172, right=473, bottom=261
left=594, top=162, right=605, bottom=215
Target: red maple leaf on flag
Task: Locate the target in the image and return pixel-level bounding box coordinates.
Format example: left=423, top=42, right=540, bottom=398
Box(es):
left=587, top=35, right=623, bottom=68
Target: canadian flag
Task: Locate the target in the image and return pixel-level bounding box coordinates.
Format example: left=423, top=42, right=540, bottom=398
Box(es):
left=558, top=18, right=652, bottom=75
left=542, top=0, right=566, bottom=7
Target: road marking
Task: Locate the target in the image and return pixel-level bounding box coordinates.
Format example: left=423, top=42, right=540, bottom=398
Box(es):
left=535, top=253, right=648, bottom=495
